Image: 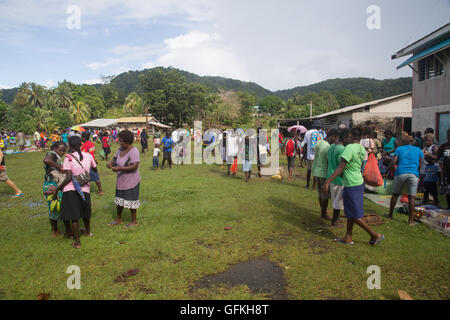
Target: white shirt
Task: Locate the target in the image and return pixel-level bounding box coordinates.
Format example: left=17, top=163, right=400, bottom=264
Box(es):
left=226, top=135, right=238, bottom=156
left=303, top=129, right=323, bottom=161
left=153, top=148, right=160, bottom=157
left=172, top=131, right=179, bottom=143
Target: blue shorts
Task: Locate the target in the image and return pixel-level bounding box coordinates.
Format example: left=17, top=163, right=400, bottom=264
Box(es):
left=343, top=184, right=365, bottom=220
left=90, top=168, right=100, bottom=182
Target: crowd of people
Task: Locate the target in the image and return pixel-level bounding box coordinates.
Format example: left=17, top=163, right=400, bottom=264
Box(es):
left=0, top=122, right=449, bottom=249
left=281, top=122, right=450, bottom=245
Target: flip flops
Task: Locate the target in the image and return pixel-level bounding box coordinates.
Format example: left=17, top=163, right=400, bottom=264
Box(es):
left=12, top=193, right=24, bottom=198
left=108, top=221, right=122, bottom=226
left=369, top=234, right=385, bottom=246
left=334, top=238, right=355, bottom=245
left=123, top=223, right=138, bottom=228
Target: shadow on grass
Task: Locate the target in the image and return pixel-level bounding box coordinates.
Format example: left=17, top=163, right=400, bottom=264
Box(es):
left=267, top=197, right=335, bottom=241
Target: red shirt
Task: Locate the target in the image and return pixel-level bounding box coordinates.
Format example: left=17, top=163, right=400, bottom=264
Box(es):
left=279, top=133, right=283, bottom=144
left=286, top=139, right=295, bottom=157
left=81, top=141, right=96, bottom=162
left=102, top=136, right=110, bottom=148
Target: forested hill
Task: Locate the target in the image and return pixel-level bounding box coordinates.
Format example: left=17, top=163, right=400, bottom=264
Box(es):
left=1, top=68, right=412, bottom=105
left=108, top=68, right=272, bottom=100
left=274, top=77, right=412, bottom=100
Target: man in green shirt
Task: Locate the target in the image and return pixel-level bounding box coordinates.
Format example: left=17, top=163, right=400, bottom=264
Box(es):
left=323, top=127, right=384, bottom=246
left=312, top=137, right=331, bottom=221
left=326, top=129, right=346, bottom=227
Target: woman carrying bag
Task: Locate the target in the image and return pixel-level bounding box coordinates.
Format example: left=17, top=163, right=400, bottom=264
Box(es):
left=54, top=136, right=98, bottom=249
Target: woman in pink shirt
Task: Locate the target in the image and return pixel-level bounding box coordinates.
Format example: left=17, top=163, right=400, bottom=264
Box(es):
left=107, top=130, right=141, bottom=228
left=54, top=136, right=98, bottom=249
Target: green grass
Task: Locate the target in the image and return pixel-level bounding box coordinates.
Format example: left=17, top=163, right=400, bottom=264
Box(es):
left=0, top=143, right=449, bottom=300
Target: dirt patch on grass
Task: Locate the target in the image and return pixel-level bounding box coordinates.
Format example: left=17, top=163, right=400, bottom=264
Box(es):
left=191, top=258, right=288, bottom=300
left=362, top=214, right=384, bottom=226
left=264, top=230, right=297, bottom=246
left=306, top=238, right=331, bottom=255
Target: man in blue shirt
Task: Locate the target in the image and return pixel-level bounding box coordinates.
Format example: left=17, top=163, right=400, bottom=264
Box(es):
left=384, top=134, right=424, bottom=226
left=161, top=130, right=175, bottom=169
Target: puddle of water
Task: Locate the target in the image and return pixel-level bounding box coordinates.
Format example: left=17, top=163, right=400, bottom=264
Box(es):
left=192, top=258, right=288, bottom=300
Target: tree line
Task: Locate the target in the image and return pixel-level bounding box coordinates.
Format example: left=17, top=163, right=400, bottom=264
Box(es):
left=0, top=67, right=412, bottom=133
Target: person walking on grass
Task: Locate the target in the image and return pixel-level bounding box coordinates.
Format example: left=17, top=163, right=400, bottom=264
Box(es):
left=384, top=133, right=423, bottom=226
left=303, top=120, right=324, bottom=189
left=327, top=128, right=347, bottom=227
left=56, top=136, right=97, bottom=249
left=43, top=141, right=72, bottom=238
left=311, top=130, right=331, bottom=221
left=243, top=134, right=255, bottom=183
left=285, top=131, right=296, bottom=181
left=322, top=127, right=384, bottom=246
left=140, top=129, right=148, bottom=154
left=226, top=129, right=238, bottom=176
left=102, top=131, right=111, bottom=161
left=0, top=149, right=24, bottom=198
left=161, top=130, right=175, bottom=169
left=108, top=130, right=141, bottom=228
left=153, top=143, right=160, bottom=170
left=81, top=132, right=104, bottom=195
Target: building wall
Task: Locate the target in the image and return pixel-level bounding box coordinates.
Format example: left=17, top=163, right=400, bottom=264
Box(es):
left=412, top=47, right=450, bottom=109
left=412, top=104, right=450, bottom=134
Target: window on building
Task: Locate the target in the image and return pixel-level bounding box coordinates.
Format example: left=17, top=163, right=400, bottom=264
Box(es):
left=418, top=54, right=444, bottom=81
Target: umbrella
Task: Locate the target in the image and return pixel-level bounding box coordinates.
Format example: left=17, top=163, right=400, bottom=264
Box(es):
left=288, top=125, right=307, bottom=134
left=71, top=125, right=86, bottom=132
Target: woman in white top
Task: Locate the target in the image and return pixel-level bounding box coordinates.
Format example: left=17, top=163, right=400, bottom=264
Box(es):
left=226, top=129, right=239, bottom=176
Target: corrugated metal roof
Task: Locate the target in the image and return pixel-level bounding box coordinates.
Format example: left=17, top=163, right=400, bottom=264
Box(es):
left=80, top=119, right=118, bottom=128
left=312, top=92, right=412, bottom=119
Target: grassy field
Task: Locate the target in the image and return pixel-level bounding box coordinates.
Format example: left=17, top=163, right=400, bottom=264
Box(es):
left=0, top=142, right=449, bottom=300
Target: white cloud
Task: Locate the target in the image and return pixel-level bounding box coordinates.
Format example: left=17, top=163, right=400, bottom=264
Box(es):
left=0, top=84, right=14, bottom=89
left=156, top=31, right=251, bottom=81
left=81, top=78, right=102, bottom=85
left=43, top=80, right=56, bottom=88
left=86, top=58, right=121, bottom=70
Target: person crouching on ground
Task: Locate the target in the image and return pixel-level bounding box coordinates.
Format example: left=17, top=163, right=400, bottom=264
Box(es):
left=56, top=136, right=97, bottom=249
left=322, top=127, right=384, bottom=246
left=108, top=130, right=141, bottom=227
left=384, top=133, right=423, bottom=226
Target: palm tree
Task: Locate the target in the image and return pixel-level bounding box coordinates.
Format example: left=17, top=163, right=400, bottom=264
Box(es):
left=123, top=92, right=145, bottom=116
left=28, top=83, right=46, bottom=108
left=70, top=102, right=90, bottom=124
left=13, top=82, right=31, bottom=108
left=29, top=107, right=49, bottom=130
left=55, top=83, right=73, bottom=109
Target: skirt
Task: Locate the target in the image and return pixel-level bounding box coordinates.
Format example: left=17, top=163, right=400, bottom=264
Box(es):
left=60, top=191, right=91, bottom=221
left=114, top=183, right=140, bottom=209
left=343, top=184, right=365, bottom=220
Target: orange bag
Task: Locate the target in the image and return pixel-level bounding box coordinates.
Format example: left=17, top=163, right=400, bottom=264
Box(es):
left=363, top=153, right=383, bottom=187
left=231, top=158, right=238, bottom=174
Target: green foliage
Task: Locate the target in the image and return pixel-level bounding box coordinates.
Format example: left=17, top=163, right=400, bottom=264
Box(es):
left=258, top=95, right=285, bottom=115
left=275, top=77, right=412, bottom=101
left=140, top=67, right=207, bottom=128
left=70, top=84, right=106, bottom=119
left=123, top=92, right=145, bottom=116
left=0, top=98, right=8, bottom=124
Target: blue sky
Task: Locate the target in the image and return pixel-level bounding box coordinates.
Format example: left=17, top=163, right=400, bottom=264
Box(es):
left=0, top=0, right=449, bottom=91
